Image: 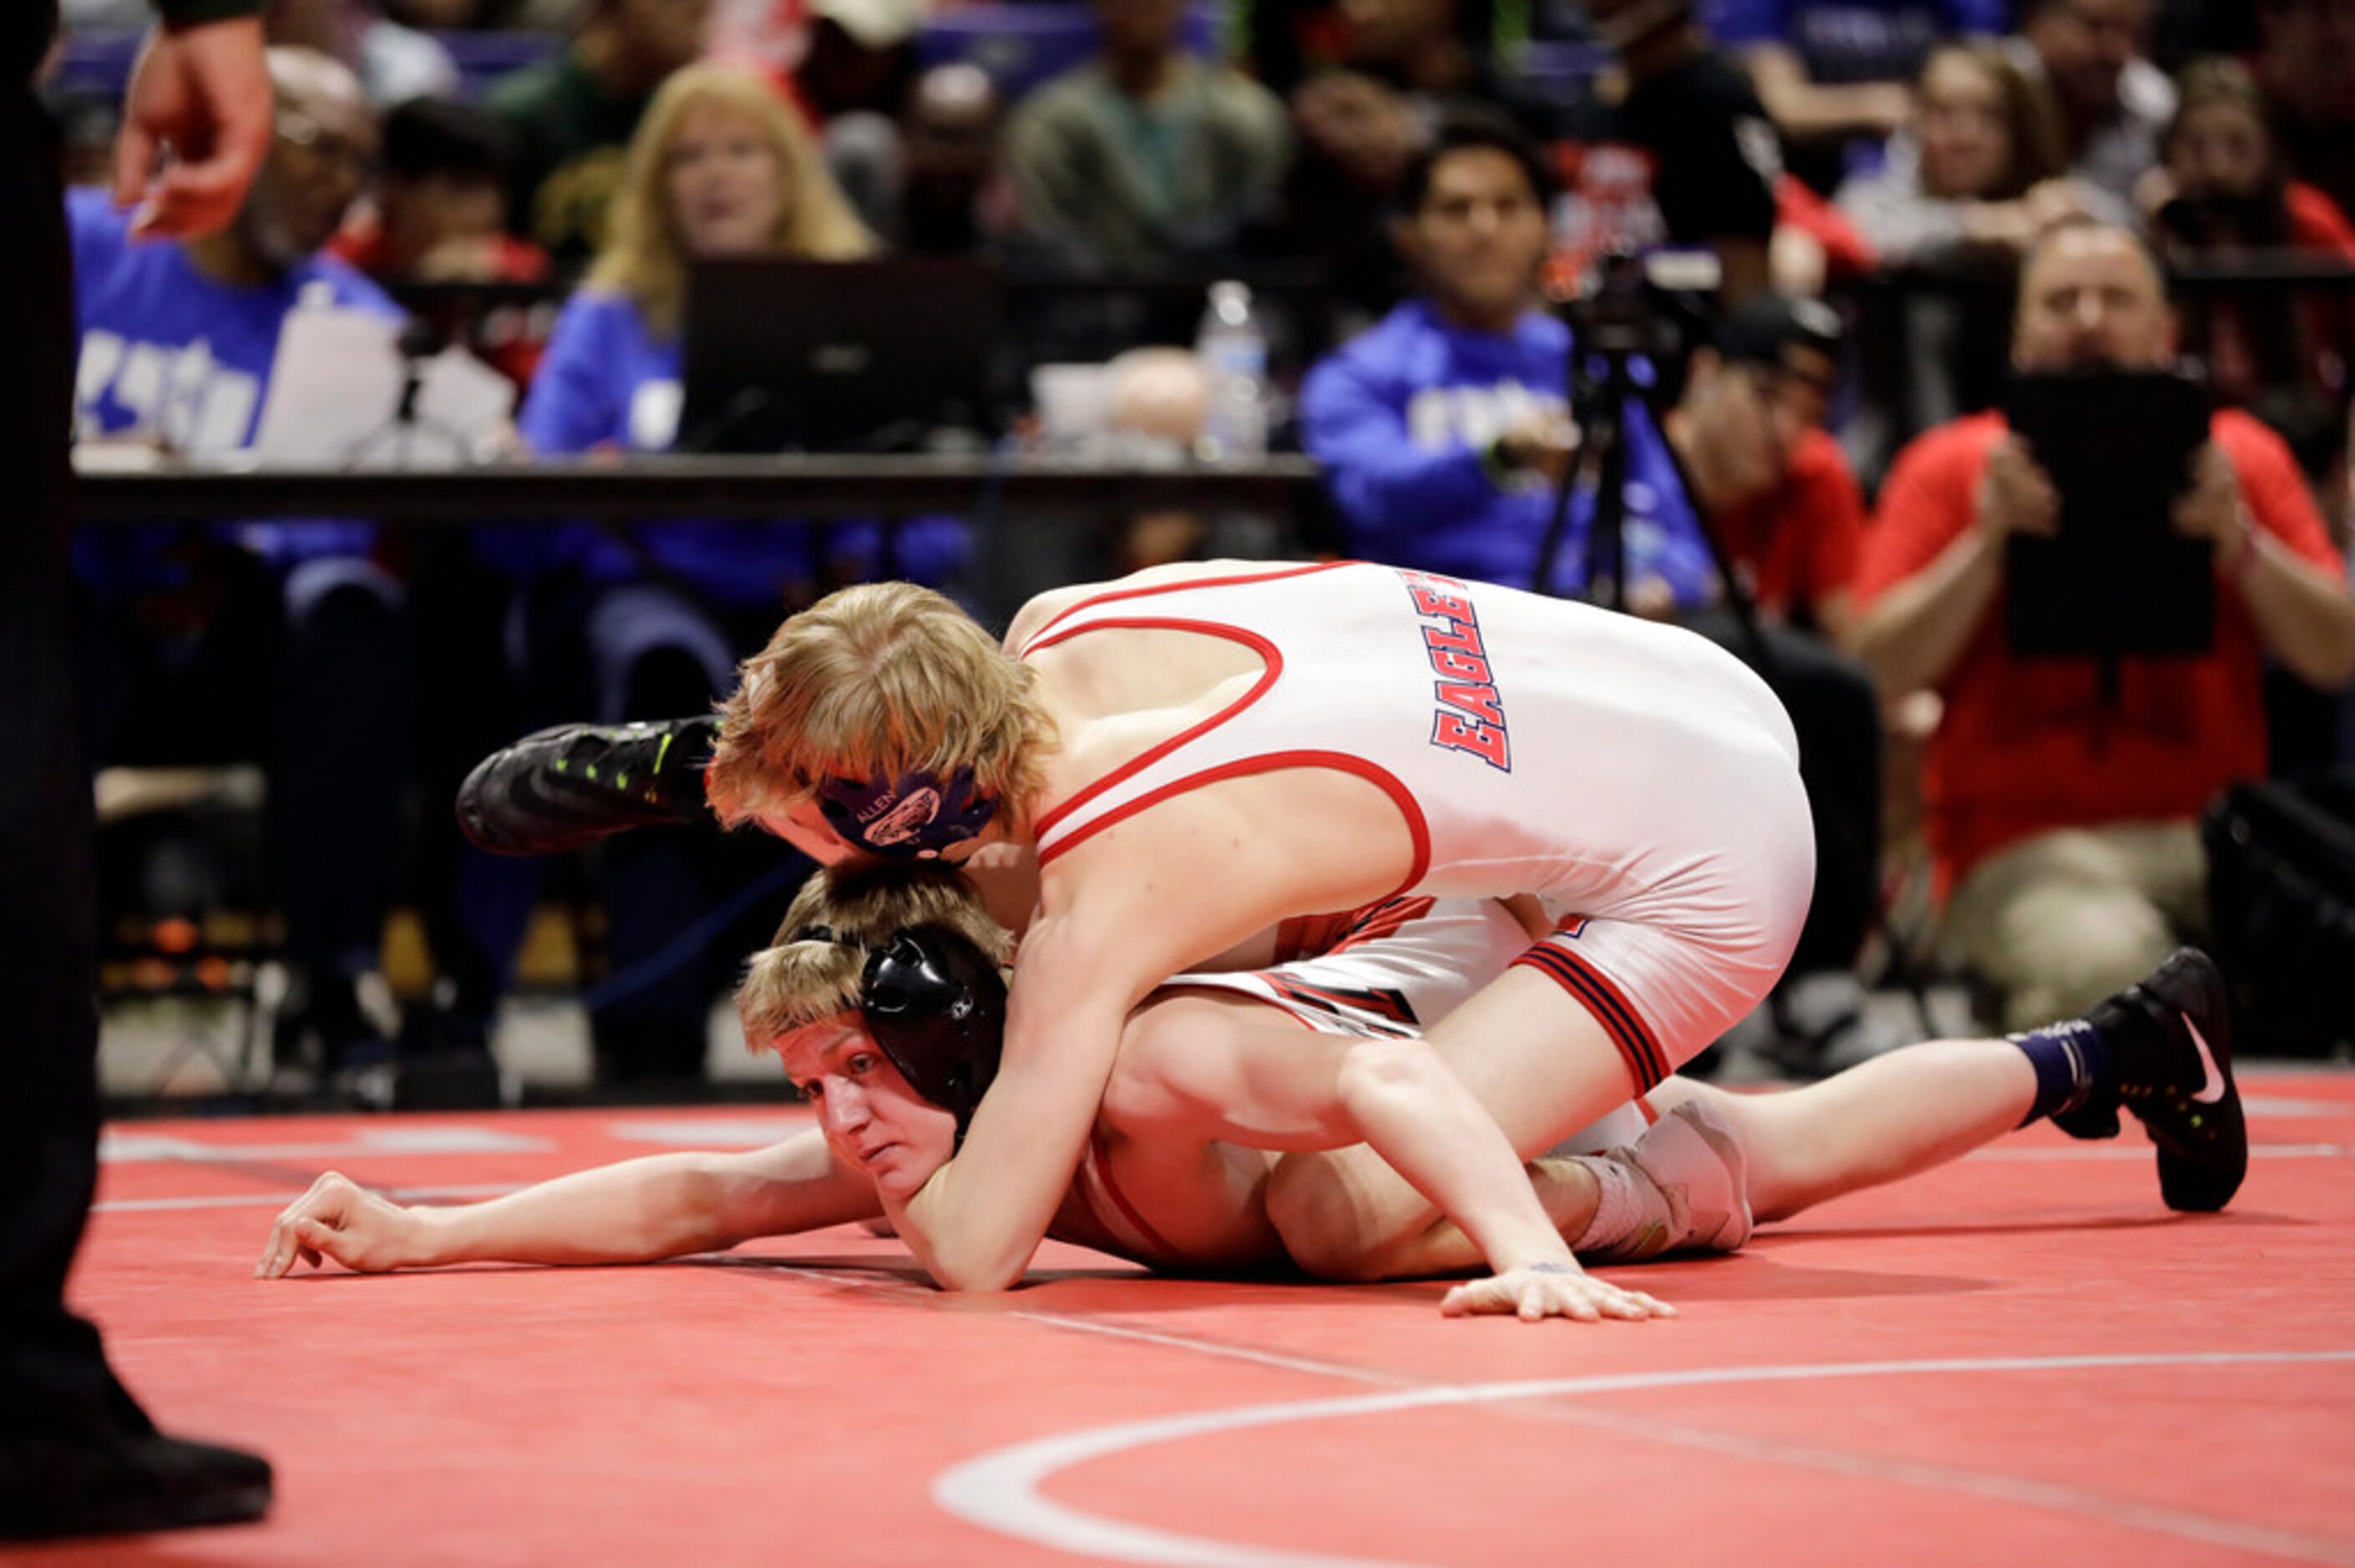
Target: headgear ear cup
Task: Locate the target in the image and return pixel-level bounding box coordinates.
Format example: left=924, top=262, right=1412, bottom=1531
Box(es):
left=857, top=926, right=1008, bottom=1141
left=815, top=765, right=997, bottom=860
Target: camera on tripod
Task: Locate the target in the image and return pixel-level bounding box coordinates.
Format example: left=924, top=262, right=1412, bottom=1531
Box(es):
left=1561, top=248, right=1719, bottom=371
left=1535, top=247, right=1725, bottom=611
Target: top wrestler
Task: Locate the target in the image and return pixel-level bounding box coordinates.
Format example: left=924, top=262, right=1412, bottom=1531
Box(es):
left=677, top=560, right=2241, bottom=1312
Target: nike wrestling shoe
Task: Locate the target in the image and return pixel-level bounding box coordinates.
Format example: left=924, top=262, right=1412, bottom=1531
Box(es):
left=2072, top=948, right=2248, bottom=1213
left=456, top=716, right=719, bottom=857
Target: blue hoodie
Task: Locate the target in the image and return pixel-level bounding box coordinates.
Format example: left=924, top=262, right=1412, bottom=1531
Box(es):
left=68, top=188, right=398, bottom=594
left=1300, top=299, right=1716, bottom=604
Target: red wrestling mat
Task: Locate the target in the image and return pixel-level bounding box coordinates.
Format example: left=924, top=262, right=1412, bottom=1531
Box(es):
left=22, top=1069, right=2355, bottom=1566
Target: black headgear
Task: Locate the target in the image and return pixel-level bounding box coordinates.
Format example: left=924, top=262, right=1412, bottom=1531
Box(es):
left=854, top=925, right=1007, bottom=1141
left=815, top=764, right=998, bottom=861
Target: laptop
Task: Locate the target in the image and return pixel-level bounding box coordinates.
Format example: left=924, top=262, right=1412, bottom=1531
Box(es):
left=677, top=255, right=1002, bottom=454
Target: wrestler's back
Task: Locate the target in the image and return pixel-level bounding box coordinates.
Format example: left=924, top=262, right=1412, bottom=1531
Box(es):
left=1017, top=561, right=1804, bottom=923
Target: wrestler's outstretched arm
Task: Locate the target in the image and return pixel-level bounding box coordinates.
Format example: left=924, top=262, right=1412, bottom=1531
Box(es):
left=253, top=1130, right=878, bottom=1278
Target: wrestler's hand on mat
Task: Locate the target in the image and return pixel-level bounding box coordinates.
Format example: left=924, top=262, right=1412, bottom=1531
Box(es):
left=1438, top=1265, right=1676, bottom=1323
left=255, top=1172, right=421, bottom=1278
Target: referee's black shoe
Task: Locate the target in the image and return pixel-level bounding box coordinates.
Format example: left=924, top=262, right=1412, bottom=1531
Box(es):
left=2069, top=948, right=2248, bottom=1213
left=457, top=716, right=719, bottom=857
left=1, top=1424, right=271, bottom=1540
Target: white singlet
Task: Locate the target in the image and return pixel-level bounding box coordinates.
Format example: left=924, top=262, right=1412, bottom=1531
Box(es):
left=1019, top=561, right=1816, bottom=1090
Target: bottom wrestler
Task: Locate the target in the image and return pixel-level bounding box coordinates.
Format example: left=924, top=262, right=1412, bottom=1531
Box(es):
left=256, top=867, right=2241, bottom=1321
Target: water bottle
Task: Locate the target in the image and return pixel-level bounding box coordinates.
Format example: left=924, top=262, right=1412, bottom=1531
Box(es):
left=1195, top=280, right=1269, bottom=458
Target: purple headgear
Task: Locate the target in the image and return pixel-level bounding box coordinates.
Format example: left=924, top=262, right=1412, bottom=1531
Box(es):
left=814, top=764, right=998, bottom=860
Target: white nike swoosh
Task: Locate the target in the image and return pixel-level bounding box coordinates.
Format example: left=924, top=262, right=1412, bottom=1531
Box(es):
left=2185, top=1014, right=2228, bottom=1105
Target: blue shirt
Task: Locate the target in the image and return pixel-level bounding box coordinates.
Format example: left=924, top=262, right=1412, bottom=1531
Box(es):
left=513, top=289, right=965, bottom=605
left=1706, top=0, right=2008, bottom=85
left=1300, top=300, right=1716, bottom=605
left=68, top=188, right=401, bottom=589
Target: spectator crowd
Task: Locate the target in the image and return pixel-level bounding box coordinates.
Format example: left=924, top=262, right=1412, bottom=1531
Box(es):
left=43, top=0, right=2355, bottom=1098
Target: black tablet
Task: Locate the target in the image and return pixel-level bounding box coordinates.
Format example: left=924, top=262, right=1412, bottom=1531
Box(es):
left=1998, top=367, right=2216, bottom=659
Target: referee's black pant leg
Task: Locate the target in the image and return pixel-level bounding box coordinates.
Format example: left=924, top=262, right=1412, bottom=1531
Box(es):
left=0, top=78, right=126, bottom=1446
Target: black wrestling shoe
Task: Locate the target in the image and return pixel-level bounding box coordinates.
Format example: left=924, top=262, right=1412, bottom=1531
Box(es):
left=0, top=1429, right=272, bottom=1540
left=456, top=716, right=719, bottom=857
left=2079, top=948, right=2247, bottom=1213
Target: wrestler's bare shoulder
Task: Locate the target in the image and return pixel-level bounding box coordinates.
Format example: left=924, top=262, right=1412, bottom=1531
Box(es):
left=1001, top=560, right=1284, bottom=654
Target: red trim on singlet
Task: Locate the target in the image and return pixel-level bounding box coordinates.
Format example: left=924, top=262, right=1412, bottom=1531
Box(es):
left=1273, top=910, right=1355, bottom=964
left=1087, top=1130, right=1183, bottom=1263
left=1637, top=1095, right=1659, bottom=1126
left=1274, top=896, right=1436, bottom=964
left=1512, top=944, right=1669, bottom=1092
left=1330, top=896, right=1438, bottom=954
left=1035, top=750, right=1432, bottom=903
left=1028, top=619, right=1282, bottom=844
left=1017, top=560, right=1357, bottom=656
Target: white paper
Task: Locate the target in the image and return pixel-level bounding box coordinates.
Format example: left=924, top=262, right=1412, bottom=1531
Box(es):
left=250, top=306, right=515, bottom=470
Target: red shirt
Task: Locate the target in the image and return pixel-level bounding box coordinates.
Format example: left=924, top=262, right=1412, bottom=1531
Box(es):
left=2287, top=180, right=2355, bottom=258
left=1855, top=407, right=2342, bottom=892
left=1712, top=426, right=1866, bottom=624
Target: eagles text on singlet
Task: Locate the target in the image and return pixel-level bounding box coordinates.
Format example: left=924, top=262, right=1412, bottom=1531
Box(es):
left=1399, top=570, right=1512, bottom=771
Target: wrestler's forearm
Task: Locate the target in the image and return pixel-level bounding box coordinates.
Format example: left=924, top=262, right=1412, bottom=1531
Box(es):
left=408, top=1154, right=757, bottom=1267
left=893, top=999, right=1129, bottom=1291
left=1335, top=1039, right=1579, bottom=1277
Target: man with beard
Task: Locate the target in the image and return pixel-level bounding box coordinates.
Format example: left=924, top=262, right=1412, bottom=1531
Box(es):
left=1851, top=218, right=2355, bottom=1031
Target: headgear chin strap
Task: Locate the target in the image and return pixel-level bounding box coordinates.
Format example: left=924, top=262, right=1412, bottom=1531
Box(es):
left=815, top=765, right=997, bottom=861
left=857, top=925, right=1007, bottom=1143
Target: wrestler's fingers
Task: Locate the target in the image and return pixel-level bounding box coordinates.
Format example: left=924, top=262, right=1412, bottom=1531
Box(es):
left=1524, top=1292, right=1598, bottom=1323
left=293, top=1218, right=340, bottom=1271
left=256, top=1173, right=350, bottom=1277
left=1591, top=1282, right=1674, bottom=1320
left=256, top=1201, right=313, bottom=1278
left=254, top=1213, right=291, bottom=1278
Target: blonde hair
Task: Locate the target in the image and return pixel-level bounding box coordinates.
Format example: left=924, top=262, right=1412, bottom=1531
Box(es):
left=707, top=582, right=1057, bottom=830
left=735, top=863, right=1012, bottom=1050
left=589, top=62, right=875, bottom=337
